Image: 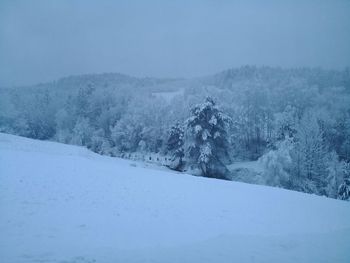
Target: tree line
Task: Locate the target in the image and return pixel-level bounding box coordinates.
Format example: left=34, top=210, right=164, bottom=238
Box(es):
left=0, top=66, right=349, bottom=200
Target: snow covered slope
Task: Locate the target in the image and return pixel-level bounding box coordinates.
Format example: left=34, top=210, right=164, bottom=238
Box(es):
left=0, top=133, right=350, bottom=263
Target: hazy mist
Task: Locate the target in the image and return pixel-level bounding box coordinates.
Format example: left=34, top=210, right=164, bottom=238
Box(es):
left=1, top=0, right=350, bottom=86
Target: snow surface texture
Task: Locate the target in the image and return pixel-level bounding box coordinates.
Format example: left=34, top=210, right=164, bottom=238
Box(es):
left=0, top=133, right=350, bottom=263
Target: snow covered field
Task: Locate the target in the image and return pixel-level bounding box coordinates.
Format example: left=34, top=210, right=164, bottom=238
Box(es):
left=1, top=133, right=350, bottom=263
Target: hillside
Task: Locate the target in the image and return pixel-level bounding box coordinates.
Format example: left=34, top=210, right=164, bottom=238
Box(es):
left=0, top=133, right=350, bottom=262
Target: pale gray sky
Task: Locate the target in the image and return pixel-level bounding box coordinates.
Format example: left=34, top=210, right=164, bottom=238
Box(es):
left=1, top=0, right=350, bottom=86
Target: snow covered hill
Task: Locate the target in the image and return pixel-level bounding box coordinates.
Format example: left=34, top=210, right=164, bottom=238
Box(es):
left=0, top=133, right=350, bottom=263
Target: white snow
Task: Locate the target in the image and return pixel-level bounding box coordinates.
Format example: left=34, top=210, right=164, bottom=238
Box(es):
left=0, top=133, right=350, bottom=263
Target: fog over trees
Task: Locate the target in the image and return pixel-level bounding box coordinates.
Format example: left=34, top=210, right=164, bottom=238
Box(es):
left=1, top=66, right=350, bottom=200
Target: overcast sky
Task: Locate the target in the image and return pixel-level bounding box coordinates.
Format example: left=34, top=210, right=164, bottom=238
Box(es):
left=0, top=0, right=349, bottom=86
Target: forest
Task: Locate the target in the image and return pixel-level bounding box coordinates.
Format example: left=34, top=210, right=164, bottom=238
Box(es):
left=1, top=66, right=350, bottom=200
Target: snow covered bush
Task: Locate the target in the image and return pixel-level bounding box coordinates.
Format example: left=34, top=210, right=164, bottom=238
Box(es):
left=259, top=138, right=293, bottom=188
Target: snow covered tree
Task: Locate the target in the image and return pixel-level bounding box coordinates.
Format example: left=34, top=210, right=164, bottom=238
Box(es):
left=338, top=117, right=350, bottom=162
left=90, top=128, right=111, bottom=155
left=110, top=116, right=142, bottom=153
left=338, top=179, right=350, bottom=201
left=12, top=90, right=56, bottom=140
left=338, top=162, right=350, bottom=200
left=75, top=84, right=94, bottom=118
left=241, top=89, right=271, bottom=159
left=70, top=118, right=93, bottom=146
left=274, top=105, right=298, bottom=141
left=186, top=97, right=231, bottom=180
left=323, top=151, right=344, bottom=198
left=167, top=122, right=185, bottom=171
left=290, top=112, right=328, bottom=194
left=259, top=137, right=293, bottom=188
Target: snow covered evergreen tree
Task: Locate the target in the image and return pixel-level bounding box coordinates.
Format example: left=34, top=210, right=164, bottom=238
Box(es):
left=338, top=162, right=350, bottom=200
left=167, top=122, right=185, bottom=171
left=338, top=179, right=350, bottom=201
left=186, top=97, right=231, bottom=180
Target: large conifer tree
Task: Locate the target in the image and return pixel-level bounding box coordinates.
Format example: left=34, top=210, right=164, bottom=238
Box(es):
left=186, top=97, right=231, bottom=179
left=167, top=122, right=185, bottom=171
